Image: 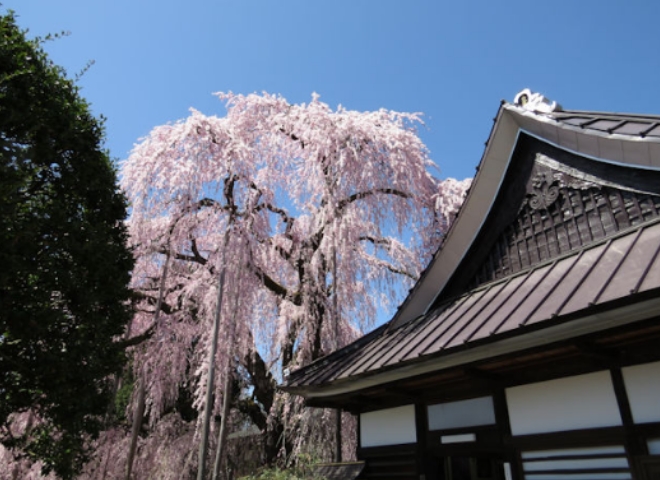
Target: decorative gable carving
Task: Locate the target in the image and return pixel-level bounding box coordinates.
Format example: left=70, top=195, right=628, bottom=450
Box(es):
left=469, top=153, right=660, bottom=289
left=527, top=171, right=561, bottom=211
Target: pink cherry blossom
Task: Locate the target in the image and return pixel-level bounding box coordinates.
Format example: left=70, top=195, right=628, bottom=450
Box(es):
left=3, top=92, right=469, bottom=479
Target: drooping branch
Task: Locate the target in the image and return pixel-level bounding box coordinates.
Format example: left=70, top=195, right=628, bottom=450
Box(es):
left=358, top=236, right=417, bottom=279
left=337, top=187, right=410, bottom=212
left=115, top=92, right=459, bottom=471
left=370, top=260, right=416, bottom=280
left=301, top=187, right=413, bottom=264
left=246, top=243, right=300, bottom=305
left=129, top=290, right=175, bottom=315
left=259, top=270, right=297, bottom=303
left=358, top=235, right=391, bottom=247
left=117, top=323, right=157, bottom=349
left=279, top=128, right=306, bottom=150
left=249, top=180, right=296, bottom=261
left=160, top=238, right=208, bottom=265
left=196, top=197, right=223, bottom=210
left=120, top=289, right=177, bottom=349
left=190, top=238, right=207, bottom=264
left=254, top=202, right=294, bottom=236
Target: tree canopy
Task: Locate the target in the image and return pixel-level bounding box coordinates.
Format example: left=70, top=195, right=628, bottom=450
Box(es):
left=0, top=10, right=133, bottom=478
left=91, top=92, right=470, bottom=478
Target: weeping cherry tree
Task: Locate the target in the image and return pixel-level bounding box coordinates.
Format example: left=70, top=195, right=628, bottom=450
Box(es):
left=99, top=92, right=469, bottom=478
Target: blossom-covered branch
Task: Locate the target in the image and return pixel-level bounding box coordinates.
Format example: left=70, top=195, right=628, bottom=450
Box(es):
left=111, top=91, right=471, bottom=475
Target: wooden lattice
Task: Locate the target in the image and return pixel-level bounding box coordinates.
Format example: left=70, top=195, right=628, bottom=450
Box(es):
left=470, top=184, right=660, bottom=288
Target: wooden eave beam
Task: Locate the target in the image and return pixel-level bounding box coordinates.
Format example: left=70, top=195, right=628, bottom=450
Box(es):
left=463, top=366, right=504, bottom=385
left=573, top=339, right=620, bottom=367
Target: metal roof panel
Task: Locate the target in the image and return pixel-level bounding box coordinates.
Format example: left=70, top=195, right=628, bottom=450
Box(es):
left=285, top=221, right=660, bottom=390
left=523, top=255, right=582, bottom=326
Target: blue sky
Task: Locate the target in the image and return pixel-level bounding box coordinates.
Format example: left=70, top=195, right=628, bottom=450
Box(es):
left=5, top=1, right=660, bottom=181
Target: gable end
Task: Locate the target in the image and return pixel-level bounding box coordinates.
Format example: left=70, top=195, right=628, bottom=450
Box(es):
left=438, top=133, right=660, bottom=301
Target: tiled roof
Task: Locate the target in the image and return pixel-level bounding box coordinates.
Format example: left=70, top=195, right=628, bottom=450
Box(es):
left=286, top=218, right=660, bottom=389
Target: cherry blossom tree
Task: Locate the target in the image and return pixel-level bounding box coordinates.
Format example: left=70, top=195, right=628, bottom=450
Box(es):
left=99, top=92, right=469, bottom=478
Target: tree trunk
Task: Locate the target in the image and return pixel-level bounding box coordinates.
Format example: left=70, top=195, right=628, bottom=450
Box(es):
left=264, top=420, right=287, bottom=466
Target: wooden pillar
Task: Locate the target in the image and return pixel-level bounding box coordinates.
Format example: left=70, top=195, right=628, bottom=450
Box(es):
left=493, top=388, right=521, bottom=480
left=610, top=367, right=647, bottom=479
left=415, top=402, right=428, bottom=480
left=335, top=409, right=342, bottom=463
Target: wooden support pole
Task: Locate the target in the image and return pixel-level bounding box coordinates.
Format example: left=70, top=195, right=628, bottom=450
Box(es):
left=198, top=230, right=231, bottom=480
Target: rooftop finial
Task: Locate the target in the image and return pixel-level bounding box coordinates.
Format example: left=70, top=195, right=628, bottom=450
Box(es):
left=514, top=89, right=561, bottom=113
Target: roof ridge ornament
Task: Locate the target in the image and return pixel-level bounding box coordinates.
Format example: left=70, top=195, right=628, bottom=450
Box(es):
left=514, top=88, right=562, bottom=114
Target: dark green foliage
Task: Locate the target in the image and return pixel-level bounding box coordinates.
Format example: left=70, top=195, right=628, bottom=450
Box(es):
left=238, top=455, right=328, bottom=480
left=114, top=375, right=134, bottom=424
left=0, top=10, right=133, bottom=478
left=239, top=467, right=324, bottom=480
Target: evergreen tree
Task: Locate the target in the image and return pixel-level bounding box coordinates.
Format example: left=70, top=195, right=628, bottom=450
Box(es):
left=0, top=10, right=133, bottom=478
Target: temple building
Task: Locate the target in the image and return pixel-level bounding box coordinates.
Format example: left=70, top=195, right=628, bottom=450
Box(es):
left=282, top=90, right=660, bottom=480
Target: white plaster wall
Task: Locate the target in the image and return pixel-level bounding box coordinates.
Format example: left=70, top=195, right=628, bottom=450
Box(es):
left=360, top=404, right=416, bottom=448
left=622, top=361, right=660, bottom=424
left=506, top=371, right=622, bottom=436
left=428, top=396, right=496, bottom=430
left=648, top=438, right=660, bottom=455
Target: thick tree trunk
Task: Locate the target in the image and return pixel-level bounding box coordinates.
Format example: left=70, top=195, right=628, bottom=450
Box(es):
left=264, top=420, right=289, bottom=466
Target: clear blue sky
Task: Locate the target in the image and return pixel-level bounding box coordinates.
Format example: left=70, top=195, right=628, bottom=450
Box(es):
left=5, top=1, right=660, bottom=181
